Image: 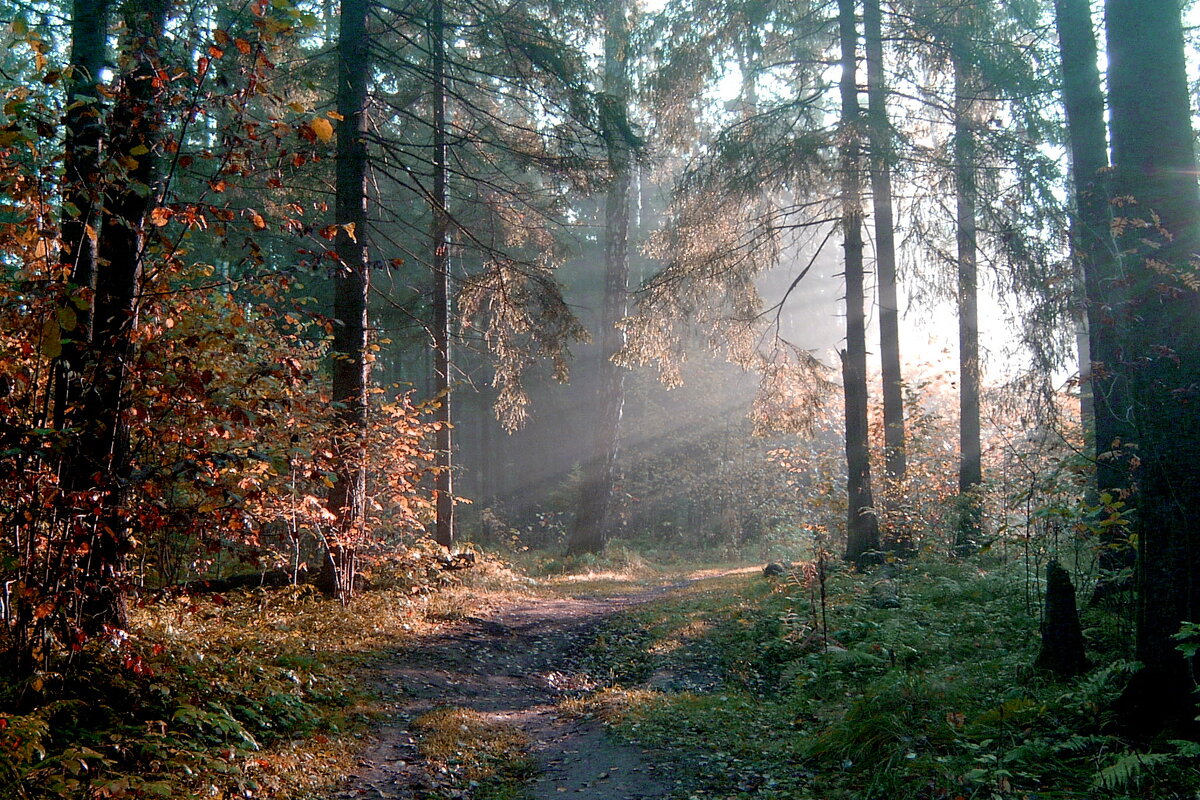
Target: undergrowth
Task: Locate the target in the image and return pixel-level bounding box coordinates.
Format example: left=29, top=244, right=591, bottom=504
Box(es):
left=0, top=547, right=535, bottom=800
left=570, top=559, right=1200, bottom=800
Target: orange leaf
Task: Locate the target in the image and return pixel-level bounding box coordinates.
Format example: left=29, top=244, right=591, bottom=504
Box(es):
left=309, top=117, right=334, bottom=143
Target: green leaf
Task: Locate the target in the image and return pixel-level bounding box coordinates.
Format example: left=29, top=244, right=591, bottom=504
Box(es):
left=40, top=317, right=61, bottom=359
left=140, top=781, right=175, bottom=797
left=57, top=305, right=77, bottom=333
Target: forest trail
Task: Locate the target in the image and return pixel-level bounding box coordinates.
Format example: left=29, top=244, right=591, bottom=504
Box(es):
left=330, top=571, right=753, bottom=799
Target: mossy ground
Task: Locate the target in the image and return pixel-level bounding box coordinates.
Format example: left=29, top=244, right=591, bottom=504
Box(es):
left=565, top=558, right=1200, bottom=799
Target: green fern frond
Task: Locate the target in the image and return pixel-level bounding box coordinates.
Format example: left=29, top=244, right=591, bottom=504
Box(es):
left=1093, top=751, right=1172, bottom=791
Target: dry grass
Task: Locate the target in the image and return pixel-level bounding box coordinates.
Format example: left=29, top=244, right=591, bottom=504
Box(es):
left=94, top=550, right=546, bottom=799
left=412, top=707, right=531, bottom=780
left=65, top=551, right=752, bottom=799
left=559, top=687, right=668, bottom=725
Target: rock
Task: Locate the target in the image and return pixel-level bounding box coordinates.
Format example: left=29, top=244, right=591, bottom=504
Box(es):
left=869, top=581, right=901, bottom=609
left=867, top=564, right=901, bottom=608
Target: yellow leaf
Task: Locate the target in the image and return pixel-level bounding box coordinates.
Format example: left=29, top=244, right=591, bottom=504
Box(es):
left=150, top=207, right=172, bottom=226
left=326, top=111, right=345, bottom=121
left=130, top=144, right=149, bottom=156
left=310, top=117, right=334, bottom=143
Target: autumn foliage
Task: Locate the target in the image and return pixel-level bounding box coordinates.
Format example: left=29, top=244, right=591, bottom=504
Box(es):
left=0, top=3, right=437, bottom=688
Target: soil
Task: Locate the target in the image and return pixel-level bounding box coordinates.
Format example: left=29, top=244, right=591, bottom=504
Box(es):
left=328, top=582, right=695, bottom=800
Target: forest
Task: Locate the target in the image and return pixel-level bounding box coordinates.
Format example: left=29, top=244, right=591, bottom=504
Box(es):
left=2, top=0, right=1200, bottom=797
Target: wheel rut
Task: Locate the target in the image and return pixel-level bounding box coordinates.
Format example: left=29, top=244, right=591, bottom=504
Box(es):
left=330, top=586, right=688, bottom=799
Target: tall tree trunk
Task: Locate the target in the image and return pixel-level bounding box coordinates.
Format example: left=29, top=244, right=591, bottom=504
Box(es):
left=1105, top=0, right=1200, bottom=734
left=864, top=0, right=906, bottom=545
left=952, top=50, right=982, bottom=554
left=430, top=0, right=455, bottom=548
left=325, top=0, right=372, bottom=600
left=17, top=0, right=114, bottom=678
left=63, top=0, right=168, bottom=636
left=839, top=0, right=881, bottom=569
left=568, top=0, right=631, bottom=555
left=1052, top=0, right=1132, bottom=589
left=52, top=0, right=109, bottom=470
left=58, top=0, right=109, bottom=346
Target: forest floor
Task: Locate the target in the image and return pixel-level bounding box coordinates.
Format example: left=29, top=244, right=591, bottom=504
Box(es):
left=328, top=568, right=756, bottom=800
left=8, top=549, right=1194, bottom=800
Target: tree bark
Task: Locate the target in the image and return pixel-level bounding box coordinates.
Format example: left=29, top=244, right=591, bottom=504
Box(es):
left=953, top=50, right=982, bottom=554
left=569, top=0, right=632, bottom=556
left=53, top=0, right=109, bottom=455
left=58, top=0, right=109, bottom=345
left=839, top=0, right=881, bottom=570
left=19, top=0, right=113, bottom=677
left=62, top=0, right=169, bottom=636
left=325, top=0, right=372, bottom=600
left=864, top=0, right=906, bottom=546
left=1105, top=0, right=1200, bottom=734
left=1052, top=0, right=1133, bottom=592
left=430, top=0, right=455, bottom=549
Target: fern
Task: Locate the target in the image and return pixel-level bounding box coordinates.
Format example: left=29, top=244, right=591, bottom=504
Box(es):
left=1059, top=659, right=1140, bottom=716
left=1093, top=751, right=1173, bottom=791
left=1169, top=739, right=1200, bottom=758
left=1057, top=734, right=1111, bottom=755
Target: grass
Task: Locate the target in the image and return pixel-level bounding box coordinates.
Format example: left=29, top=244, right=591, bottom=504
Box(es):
left=504, top=539, right=763, bottom=596
left=412, top=707, right=537, bottom=799
left=565, top=557, right=1200, bottom=800
left=0, top=547, right=541, bottom=800
left=10, top=545, right=1197, bottom=800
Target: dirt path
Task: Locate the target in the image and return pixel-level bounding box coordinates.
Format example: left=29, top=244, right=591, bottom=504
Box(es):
left=328, top=584, right=690, bottom=800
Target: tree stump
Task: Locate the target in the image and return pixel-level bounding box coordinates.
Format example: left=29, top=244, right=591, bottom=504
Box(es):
left=1035, top=560, right=1087, bottom=678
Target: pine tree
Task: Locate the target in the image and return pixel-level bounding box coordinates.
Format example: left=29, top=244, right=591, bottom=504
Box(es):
left=569, top=0, right=633, bottom=555
left=324, top=0, right=372, bottom=599
left=839, top=0, right=881, bottom=568
left=1104, top=0, right=1200, bottom=733
left=864, top=0, right=906, bottom=510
